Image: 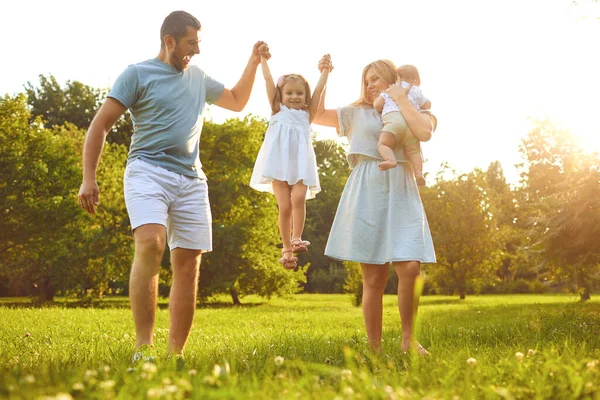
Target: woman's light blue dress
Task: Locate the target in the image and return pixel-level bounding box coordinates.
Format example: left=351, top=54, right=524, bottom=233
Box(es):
left=324, top=106, right=436, bottom=265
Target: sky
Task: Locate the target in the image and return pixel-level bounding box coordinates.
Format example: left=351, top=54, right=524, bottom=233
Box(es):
left=1, top=0, right=599, bottom=185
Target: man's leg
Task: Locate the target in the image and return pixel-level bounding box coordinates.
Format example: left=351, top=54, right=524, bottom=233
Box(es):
left=168, top=248, right=202, bottom=356
left=130, top=224, right=166, bottom=348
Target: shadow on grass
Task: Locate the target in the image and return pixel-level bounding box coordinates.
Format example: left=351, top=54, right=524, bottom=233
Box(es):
left=0, top=298, right=264, bottom=309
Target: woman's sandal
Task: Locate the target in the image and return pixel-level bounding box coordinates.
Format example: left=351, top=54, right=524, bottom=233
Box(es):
left=291, top=238, right=310, bottom=253
left=279, top=249, right=298, bottom=270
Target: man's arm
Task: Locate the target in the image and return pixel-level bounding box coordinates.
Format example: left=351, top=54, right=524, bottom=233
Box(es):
left=213, top=41, right=269, bottom=112
left=78, top=98, right=126, bottom=214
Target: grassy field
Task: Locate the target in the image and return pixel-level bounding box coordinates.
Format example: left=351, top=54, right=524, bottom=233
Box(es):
left=1, top=294, right=599, bottom=399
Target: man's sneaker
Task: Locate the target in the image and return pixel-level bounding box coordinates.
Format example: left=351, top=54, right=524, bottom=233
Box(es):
left=131, top=344, right=157, bottom=365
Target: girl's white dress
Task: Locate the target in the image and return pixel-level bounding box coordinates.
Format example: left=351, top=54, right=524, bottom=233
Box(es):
left=250, top=105, right=321, bottom=199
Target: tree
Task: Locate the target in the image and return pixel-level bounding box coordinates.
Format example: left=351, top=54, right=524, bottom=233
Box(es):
left=421, top=166, right=497, bottom=299
left=198, top=116, right=306, bottom=304
left=519, top=119, right=600, bottom=300
left=0, top=94, right=132, bottom=301
left=25, top=74, right=133, bottom=147
left=303, top=139, right=351, bottom=293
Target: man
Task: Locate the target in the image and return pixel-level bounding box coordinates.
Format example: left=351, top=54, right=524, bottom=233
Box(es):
left=77, top=10, right=269, bottom=361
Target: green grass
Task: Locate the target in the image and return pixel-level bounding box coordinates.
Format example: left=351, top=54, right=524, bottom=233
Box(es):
left=1, top=294, right=600, bottom=399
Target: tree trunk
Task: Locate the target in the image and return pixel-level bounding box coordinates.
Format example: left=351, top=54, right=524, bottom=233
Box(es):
left=577, top=271, right=591, bottom=301
left=230, top=286, right=241, bottom=305
left=580, top=287, right=591, bottom=301
left=459, top=291, right=466, bottom=300
left=38, top=276, right=55, bottom=303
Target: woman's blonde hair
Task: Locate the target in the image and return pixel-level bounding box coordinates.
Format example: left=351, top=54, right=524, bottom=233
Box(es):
left=354, top=60, right=398, bottom=106
left=271, top=74, right=312, bottom=114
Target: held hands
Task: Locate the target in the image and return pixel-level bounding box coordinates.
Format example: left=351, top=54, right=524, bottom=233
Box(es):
left=318, top=54, right=333, bottom=73
left=254, top=41, right=271, bottom=63
left=78, top=180, right=99, bottom=214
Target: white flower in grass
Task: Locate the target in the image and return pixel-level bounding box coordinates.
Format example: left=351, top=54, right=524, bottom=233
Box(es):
left=188, top=369, right=197, bottom=376
left=340, top=369, right=352, bottom=380
left=142, top=362, right=157, bottom=375
left=527, top=349, right=535, bottom=357
left=72, top=382, right=85, bottom=392
left=586, top=360, right=599, bottom=370
left=99, top=380, right=115, bottom=390
left=23, top=375, right=35, bottom=384
left=55, top=393, right=73, bottom=400
left=515, top=352, right=524, bottom=362
left=466, top=357, right=477, bottom=366
left=343, top=387, right=354, bottom=396
left=102, top=365, right=110, bottom=373
left=147, top=388, right=160, bottom=398
left=212, top=364, right=222, bottom=378
left=274, top=356, right=285, bottom=367
left=164, top=385, right=178, bottom=394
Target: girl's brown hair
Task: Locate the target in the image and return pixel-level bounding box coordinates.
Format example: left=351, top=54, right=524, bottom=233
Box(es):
left=271, top=74, right=312, bottom=114
left=353, top=60, right=398, bottom=106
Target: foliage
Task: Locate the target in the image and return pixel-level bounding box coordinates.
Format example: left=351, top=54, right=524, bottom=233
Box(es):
left=421, top=166, right=497, bottom=299
left=25, top=74, right=133, bottom=147
left=303, top=139, right=351, bottom=292
left=518, top=118, right=600, bottom=300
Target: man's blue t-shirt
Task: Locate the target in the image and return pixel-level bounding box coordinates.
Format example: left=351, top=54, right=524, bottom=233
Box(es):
left=108, top=58, right=224, bottom=179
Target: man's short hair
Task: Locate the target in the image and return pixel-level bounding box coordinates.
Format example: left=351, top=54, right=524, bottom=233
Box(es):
left=160, top=11, right=201, bottom=46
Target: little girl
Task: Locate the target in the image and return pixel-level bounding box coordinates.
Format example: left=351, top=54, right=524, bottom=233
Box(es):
left=250, top=52, right=332, bottom=269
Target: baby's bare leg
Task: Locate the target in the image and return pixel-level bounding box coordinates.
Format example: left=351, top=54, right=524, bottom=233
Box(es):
left=377, top=131, right=398, bottom=171
left=405, top=142, right=426, bottom=186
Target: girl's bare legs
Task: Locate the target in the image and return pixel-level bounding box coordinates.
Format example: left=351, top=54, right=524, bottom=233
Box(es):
left=272, top=180, right=296, bottom=268
left=290, top=182, right=308, bottom=247
left=393, top=261, right=427, bottom=354
left=361, top=263, right=389, bottom=351
left=405, top=142, right=425, bottom=186
left=377, top=131, right=398, bottom=171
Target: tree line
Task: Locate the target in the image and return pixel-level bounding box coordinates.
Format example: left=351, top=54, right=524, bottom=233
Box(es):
left=0, top=75, right=598, bottom=303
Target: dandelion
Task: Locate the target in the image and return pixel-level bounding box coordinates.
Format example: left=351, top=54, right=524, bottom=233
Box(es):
left=102, top=365, right=110, bottom=373
left=164, top=385, right=178, bottom=394
left=55, top=393, right=73, bottom=400
left=72, top=382, right=85, bottom=392
left=142, top=362, right=158, bottom=375
left=341, top=369, right=353, bottom=380
left=586, top=360, right=599, bottom=370
left=147, top=388, right=160, bottom=398
left=212, top=364, right=222, bottom=378
left=188, top=369, right=197, bottom=376
left=527, top=349, right=535, bottom=357
left=99, top=380, right=115, bottom=390
left=343, top=387, right=355, bottom=396
left=515, top=352, right=524, bottom=362
left=466, top=357, right=477, bottom=366
left=274, top=356, right=285, bottom=367
left=23, top=375, right=35, bottom=384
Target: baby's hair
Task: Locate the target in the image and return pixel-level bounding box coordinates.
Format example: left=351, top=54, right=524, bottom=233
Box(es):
left=396, top=64, right=421, bottom=86
left=271, top=74, right=312, bottom=114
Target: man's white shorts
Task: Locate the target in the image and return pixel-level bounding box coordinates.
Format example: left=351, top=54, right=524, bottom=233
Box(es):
left=124, top=158, right=212, bottom=252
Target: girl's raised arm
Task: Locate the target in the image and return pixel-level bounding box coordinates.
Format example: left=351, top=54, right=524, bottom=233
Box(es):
left=308, top=54, right=331, bottom=122
left=260, top=55, right=277, bottom=113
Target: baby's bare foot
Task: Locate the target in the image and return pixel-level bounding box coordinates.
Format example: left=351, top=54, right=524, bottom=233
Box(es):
left=378, top=160, right=397, bottom=171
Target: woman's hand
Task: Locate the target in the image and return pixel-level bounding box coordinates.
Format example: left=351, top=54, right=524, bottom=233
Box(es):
left=385, top=81, right=413, bottom=99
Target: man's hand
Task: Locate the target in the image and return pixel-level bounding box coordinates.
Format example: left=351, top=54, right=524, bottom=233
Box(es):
left=252, top=41, right=271, bottom=63
left=78, top=180, right=100, bottom=214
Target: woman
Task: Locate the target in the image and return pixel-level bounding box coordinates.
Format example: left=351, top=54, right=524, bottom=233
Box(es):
left=313, top=58, right=436, bottom=354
